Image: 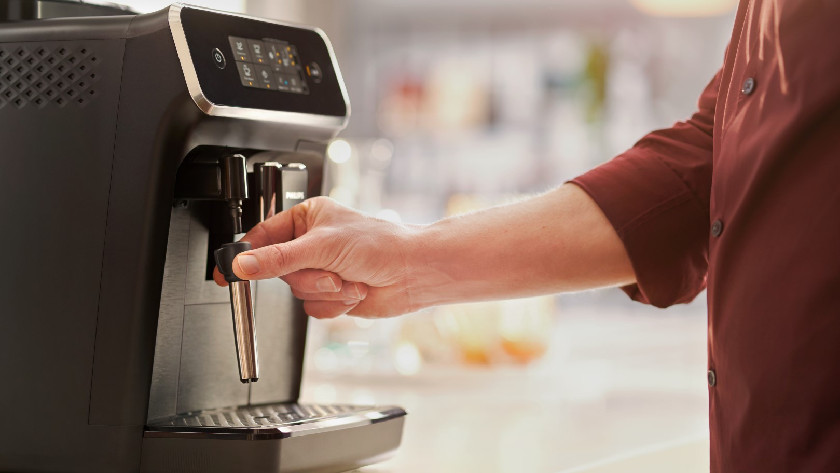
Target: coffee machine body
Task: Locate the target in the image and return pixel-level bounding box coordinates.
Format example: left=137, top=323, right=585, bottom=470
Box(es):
left=0, top=4, right=404, bottom=472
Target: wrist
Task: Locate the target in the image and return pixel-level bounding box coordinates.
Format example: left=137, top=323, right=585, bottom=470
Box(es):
left=400, top=218, right=462, bottom=312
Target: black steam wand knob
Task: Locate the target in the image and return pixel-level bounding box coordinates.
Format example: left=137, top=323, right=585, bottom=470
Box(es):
left=215, top=241, right=259, bottom=383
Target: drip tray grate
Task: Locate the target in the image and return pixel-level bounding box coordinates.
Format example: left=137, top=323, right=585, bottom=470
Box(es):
left=145, top=403, right=406, bottom=440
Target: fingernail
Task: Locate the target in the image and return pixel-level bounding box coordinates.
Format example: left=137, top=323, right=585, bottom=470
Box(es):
left=316, top=276, right=339, bottom=292
left=343, top=300, right=360, bottom=306
left=236, top=254, right=260, bottom=275
left=342, top=283, right=364, bottom=300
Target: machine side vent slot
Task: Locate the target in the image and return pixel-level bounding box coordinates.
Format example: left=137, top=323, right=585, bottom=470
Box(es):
left=0, top=45, right=100, bottom=110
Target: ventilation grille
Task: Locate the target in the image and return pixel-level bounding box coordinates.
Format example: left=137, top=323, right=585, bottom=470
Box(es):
left=0, top=45, right=101, bottom=110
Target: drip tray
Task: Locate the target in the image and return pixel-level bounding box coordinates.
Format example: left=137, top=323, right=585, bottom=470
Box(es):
left=141, top=403, right=406, bottom=473
left=145, top=403, right=406, bottom=440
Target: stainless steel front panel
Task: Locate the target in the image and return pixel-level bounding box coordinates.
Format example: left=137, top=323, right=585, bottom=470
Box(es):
left=149, top=200, right=305, bottom=421
left=250, top=277, right=306, bottom=404
left=178, top=303, right=250, bottom=412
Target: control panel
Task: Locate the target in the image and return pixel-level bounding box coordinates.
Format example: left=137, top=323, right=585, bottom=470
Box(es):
left=228, top=37, right=309, bottom=94
left=172, top=5, right=347, bottom=117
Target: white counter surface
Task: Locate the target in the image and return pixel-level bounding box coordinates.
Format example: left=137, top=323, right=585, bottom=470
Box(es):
left=301, top=297, right=710, bottom=473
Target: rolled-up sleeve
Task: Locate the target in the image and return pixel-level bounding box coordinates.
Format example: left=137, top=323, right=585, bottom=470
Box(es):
left=571, top=71, right=720, bottom=308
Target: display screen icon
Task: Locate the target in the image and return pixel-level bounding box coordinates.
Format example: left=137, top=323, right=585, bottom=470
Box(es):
left=228, top=36, right=251, bottom=62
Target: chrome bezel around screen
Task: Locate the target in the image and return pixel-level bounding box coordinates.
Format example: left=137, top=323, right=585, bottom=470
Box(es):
left=168, top=3, right=350, bottom=130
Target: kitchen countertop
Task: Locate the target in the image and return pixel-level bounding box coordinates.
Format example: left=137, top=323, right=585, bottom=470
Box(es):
left=301, top=296, right=710, bottom=473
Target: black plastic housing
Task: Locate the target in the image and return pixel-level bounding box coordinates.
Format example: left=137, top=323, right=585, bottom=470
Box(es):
left=0, top=5, right=387, bottom=473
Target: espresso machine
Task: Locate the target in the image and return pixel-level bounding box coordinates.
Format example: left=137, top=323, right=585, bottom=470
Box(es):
left=0, top=2, right=405, bottom=472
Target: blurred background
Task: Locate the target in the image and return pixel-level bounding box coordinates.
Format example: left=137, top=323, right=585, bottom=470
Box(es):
left=132, top=0, right=735, bottom=471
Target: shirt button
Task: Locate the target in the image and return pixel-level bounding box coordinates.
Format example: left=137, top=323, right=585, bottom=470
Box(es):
left=741, top=77, right=755, bottom=95
left=708, top=369, right=717, bottom=387
left=711, top=219, right=724, bottom=237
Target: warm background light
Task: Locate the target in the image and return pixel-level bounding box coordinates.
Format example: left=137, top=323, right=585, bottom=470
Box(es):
left=631, top=0, right=738, bottom=17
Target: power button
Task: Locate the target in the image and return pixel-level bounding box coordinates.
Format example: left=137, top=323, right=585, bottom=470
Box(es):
left=212, top=48, right=226, bottom=69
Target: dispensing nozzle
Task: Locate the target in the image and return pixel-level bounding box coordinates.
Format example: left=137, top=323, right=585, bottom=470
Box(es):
left=214, top=241, right=259, bottom=383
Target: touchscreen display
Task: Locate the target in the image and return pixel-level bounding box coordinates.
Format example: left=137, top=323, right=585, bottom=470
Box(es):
left=228, top=36, right=309, bottom=94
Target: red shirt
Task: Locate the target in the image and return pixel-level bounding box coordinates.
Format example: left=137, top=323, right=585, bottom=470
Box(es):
left=572, top=1, right=840, bottom=471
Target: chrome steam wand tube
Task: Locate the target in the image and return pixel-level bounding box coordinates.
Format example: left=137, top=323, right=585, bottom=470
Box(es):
left=228, top=280, right=257, bottom=381
left=215, top=241, right=259, bottom=383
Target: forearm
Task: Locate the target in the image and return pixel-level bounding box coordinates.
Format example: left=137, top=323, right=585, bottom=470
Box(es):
left=405, top=183, right=635, bottom=309
left=222, top=185, right=634, bottom=318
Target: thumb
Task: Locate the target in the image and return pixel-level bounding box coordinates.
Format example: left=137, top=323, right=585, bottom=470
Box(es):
left=232, top=235, right=327, bottom=280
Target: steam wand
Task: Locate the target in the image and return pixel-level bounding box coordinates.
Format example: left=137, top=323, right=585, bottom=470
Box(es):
left=215, top=242, right=259, bottom=383
left=216, top=155, right=258, bottom=383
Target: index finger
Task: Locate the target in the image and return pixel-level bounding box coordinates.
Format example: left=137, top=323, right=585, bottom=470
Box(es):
left=213, top=208, right=299, bottom=286
left=239, top=205, right=303, bottom=250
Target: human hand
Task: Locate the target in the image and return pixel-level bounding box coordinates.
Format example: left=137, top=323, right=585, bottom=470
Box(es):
left=213, top=196, right=418, bottom=319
